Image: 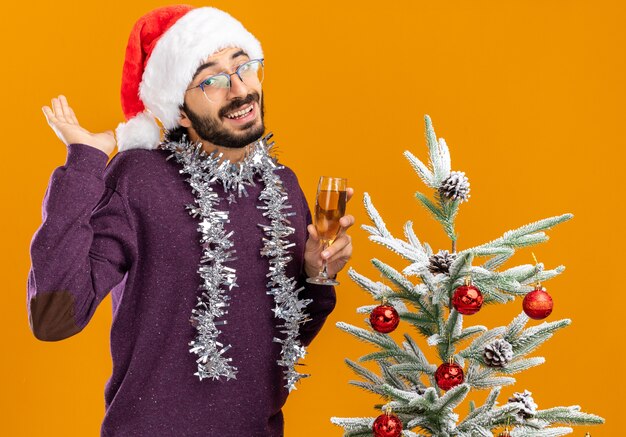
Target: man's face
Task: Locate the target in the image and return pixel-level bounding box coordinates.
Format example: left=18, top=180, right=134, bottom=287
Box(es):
left=179, top=46, right=265, bottom=148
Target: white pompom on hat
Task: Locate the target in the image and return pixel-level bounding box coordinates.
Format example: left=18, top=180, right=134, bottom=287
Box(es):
left=115, top=4, right=263, bottom=152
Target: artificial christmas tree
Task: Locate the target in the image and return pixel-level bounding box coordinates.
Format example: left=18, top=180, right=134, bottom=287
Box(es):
left=330, top=115, right=604, bottom=436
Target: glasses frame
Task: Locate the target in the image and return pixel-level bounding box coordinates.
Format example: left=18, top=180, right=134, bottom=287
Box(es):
left=185, top=58, right=265, bottom=102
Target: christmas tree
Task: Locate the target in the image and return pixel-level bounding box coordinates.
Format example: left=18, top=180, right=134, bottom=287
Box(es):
left=330, top=115, right=604, bottom=437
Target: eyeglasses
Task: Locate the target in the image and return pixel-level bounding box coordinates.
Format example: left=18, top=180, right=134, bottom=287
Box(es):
left=185, top=58, right=264, bottom=103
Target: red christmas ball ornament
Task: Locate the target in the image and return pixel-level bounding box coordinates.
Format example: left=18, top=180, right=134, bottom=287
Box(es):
left=452, top=277, right=483, bottom=315
left=370, top=302, right=400, bottom=333
left=435, top=358, right=465, bottom=390
left=372, top=408, right=403, bottom=437
left=522, top=284, right=553, bottom=320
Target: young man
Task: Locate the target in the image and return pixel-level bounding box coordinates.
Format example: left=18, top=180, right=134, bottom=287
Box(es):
left=29, top=5, right=354, bottom=436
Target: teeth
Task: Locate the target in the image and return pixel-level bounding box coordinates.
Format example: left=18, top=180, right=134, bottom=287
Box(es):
left=225, top=104, right=253, bottom=119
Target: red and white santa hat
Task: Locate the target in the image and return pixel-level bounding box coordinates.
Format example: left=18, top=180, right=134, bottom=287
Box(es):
left=115, top=4, right=263, bottom=152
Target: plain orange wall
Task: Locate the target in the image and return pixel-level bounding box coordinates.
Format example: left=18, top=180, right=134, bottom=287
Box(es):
left=3, top=0, right=623, bottom=435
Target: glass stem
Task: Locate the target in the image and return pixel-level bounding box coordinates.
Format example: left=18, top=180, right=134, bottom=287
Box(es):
left=320, top=239, right=330, bottom=278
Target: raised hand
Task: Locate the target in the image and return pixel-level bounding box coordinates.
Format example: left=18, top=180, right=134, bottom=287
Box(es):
left=42, top=95, right=116, bottom=156
left=304, top=187, right=355, bottom=280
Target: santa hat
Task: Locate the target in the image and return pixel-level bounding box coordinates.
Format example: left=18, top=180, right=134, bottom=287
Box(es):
left=115, top=4, right=263, bottom=152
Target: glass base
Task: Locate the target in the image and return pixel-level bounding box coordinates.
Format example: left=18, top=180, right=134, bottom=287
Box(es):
left=305, top=275, right=339, bottom=286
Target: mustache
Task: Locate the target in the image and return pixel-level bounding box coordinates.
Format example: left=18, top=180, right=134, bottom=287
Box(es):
left=220, top=92, right=260, bottom=117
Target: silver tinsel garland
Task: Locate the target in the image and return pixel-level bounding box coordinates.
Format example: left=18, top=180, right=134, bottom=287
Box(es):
left=158, top=131, right=314, bottom=392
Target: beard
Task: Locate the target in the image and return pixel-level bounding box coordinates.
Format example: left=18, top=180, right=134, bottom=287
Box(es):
left=184, top=90, right=265, bottom=149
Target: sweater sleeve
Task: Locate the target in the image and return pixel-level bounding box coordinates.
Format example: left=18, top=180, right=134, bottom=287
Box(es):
left=296, top=184, right=338, bottom=348
left=26, top=143, right=136, bottom=341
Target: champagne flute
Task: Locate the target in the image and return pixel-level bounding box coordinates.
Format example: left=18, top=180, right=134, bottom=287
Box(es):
left=306, top=176, right=348, bottom=286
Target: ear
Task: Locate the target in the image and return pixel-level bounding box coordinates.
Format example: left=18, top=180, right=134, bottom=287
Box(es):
left=179, top=108, right=192, bottom=128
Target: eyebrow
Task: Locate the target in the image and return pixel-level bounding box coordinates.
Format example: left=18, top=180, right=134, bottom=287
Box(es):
left=191, top=49, right=249, bottom=82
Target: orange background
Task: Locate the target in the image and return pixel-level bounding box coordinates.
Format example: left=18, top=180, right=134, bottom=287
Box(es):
left=2, top=0, right=624, bottom=435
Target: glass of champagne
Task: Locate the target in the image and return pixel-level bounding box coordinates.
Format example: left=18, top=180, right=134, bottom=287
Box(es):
left=306, top=176, right=348, bottom=286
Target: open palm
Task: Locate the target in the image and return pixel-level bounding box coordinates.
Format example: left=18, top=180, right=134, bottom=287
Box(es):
left=42, top=94, right=116, bottom=155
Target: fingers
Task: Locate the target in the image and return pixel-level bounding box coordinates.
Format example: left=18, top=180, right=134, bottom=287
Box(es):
left=51, top=96, right=66, bottom=123
left=65, top=101, right=80, bottom=125
left=46, top=95, right=79, bottom=125
left=346, top=187, right=354, bottom=203
left=306, top=224, right=319, bottom=243
left=322, top=234, right=352, bottom=260
left=336, top=214, right=356, bottom=237
left=42, top=105, right=57, bottom=125
left=326, top=246, right=352, bottom=267
left=59, top=95, right=73, bottom=122
left=59, top=95, right=80, bottom=125
left=69, top=107, right=79, bottom=125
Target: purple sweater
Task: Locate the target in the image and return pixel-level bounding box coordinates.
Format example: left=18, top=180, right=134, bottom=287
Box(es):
left=26, top=142, right=337, bottom=436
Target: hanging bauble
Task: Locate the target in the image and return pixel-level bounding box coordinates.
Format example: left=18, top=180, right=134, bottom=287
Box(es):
left=370, top=300, right=400, bottom=333
left=452, top=277, right=483, bottom=315
left=372, top=406, right=403, bottom=437
left=522, top=284, right=553, bottom=320
left=435, top=358, right=465, bottom=390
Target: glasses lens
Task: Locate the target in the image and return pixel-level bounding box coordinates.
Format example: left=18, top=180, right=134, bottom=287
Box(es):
left=239, top=60, right=264, bottom=87
left=202, top=74, right=230, bottom=102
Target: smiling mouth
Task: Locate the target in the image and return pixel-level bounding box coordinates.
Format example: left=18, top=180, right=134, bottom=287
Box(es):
left=224, top=103, right=254, bottom=120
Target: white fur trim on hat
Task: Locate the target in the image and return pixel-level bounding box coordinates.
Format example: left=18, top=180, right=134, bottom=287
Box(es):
left=139, top=7, right=263, bottom=132
left=115, top=110, right=162, bottom=152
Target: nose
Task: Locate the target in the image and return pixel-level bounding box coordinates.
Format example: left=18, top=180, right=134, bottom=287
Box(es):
left=227, top=74, right=249, bottom=99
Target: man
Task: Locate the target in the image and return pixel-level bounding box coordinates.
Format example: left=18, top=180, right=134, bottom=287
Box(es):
left=29, top=5, right=353, bottom=436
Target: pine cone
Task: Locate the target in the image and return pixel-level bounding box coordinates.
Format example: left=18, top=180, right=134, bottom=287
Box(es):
left=428, top=249, right=457, bottom=275
left=507, top=390, right=538, bottom=420
left=439, top=170, right=470, bottom=203
left=483, top=339, right=513, bottom=367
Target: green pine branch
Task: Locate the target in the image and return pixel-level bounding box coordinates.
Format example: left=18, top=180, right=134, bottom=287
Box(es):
left=331, top=115, right=604, bottom=437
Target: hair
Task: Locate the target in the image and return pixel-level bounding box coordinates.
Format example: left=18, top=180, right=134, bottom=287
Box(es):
left=164, top=125, right=189, bottom=143
left=163, top=102, right=190, bottom=143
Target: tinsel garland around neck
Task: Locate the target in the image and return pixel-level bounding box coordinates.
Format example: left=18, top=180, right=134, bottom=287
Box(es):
left=157, top=131, right=314, bottom=392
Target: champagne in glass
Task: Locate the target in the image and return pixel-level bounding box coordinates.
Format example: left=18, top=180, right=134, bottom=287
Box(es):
left=306, top=176, right=348, bottom=286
